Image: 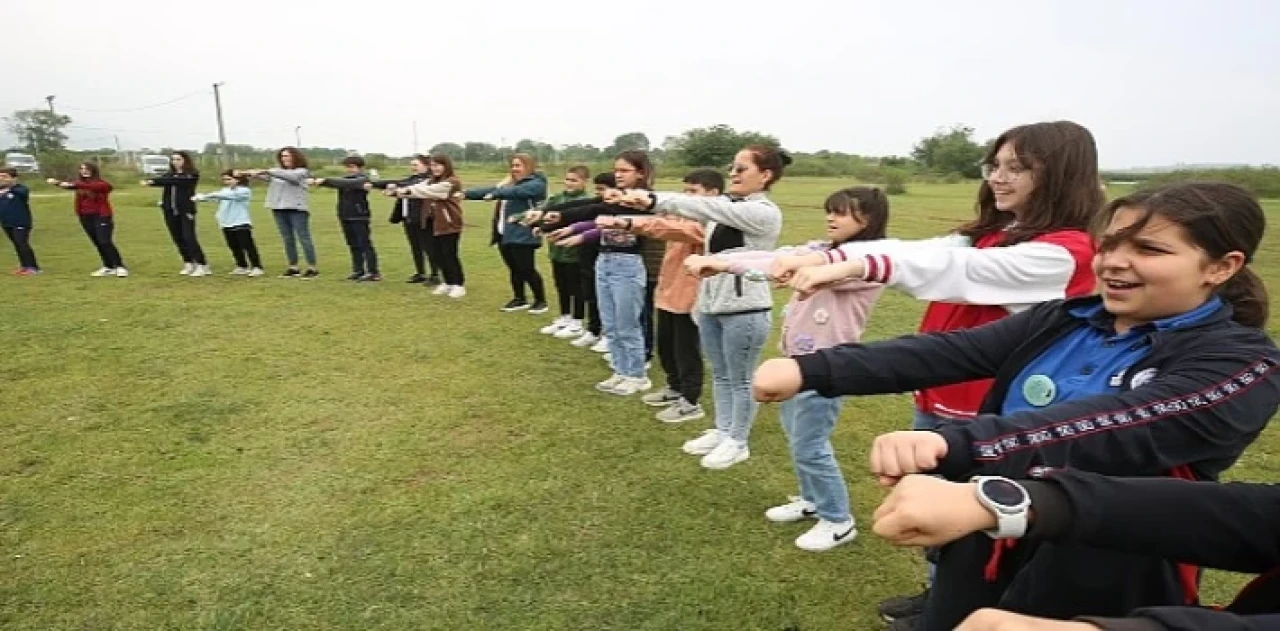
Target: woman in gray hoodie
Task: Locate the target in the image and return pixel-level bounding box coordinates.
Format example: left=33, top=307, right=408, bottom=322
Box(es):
left=244, top=147, right=316, bottom=278
left=622, top=145, right=789, bottom=470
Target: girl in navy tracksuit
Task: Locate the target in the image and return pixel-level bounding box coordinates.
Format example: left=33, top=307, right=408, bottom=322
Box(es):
left=0, top=168, right=38, bottom=274
left=143, top=151, right=208, bottom=275
left=755, top=182, right=1279, bottom=630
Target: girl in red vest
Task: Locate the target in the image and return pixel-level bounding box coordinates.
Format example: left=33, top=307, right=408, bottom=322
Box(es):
left=771, top=120, right=1102, bottom=622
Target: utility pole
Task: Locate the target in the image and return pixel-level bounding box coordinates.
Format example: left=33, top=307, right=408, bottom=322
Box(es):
left=295, top=126, right=302, bottom=148
left=45, top=95, right=56, bottom=115
left=212, top=82, right=230, bottom=169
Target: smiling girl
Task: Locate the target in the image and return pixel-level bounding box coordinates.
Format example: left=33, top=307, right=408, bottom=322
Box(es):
left=753, top=182, right=1278, bottom=629
left=466, top=153, right=548, bottom=312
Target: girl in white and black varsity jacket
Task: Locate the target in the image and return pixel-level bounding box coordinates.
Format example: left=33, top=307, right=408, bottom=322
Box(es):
left=754, top=182, right=1279, bottom=631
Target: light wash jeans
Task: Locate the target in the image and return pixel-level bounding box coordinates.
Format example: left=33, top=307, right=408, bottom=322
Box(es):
left=696, top=310, right=771, bottom=442
left=596, top=252, right=647, bottom=378
left=780, top=390, right=850, bottom=522
left=272, top=209, right=317, bottom=267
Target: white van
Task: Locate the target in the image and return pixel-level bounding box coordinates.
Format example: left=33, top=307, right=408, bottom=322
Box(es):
left=4, top=153, right=39, bottom=173
left=139, top=154, right=170, bottom=176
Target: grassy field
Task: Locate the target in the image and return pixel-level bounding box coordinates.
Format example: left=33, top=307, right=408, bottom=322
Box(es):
left=1, top=173, right=1276, bottom=630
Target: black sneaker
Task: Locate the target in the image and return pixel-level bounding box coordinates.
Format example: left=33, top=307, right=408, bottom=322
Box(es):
left=346, top=272, right=364, bottom=281
left=281, top=268, right=301, bottom=278
left=501, top=299, right=530, bottom=312
left=528, top=300, right=549, bottom=315
left=887, top=615, right=920, bottom=631
left=425, top=275, right=442, bottom=286
left=359, top=273, right=383, bottom=282
left=879, top=588, right=930, bottom=622
left=406, top=274, right=426, bottom=284
left=301, top=269, right=319, bottom=279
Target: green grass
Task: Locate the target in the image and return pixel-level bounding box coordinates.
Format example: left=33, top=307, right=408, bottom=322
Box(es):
left=1, top=175, right=1277, bottom=629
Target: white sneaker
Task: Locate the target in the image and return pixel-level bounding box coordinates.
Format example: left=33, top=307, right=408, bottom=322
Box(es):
left=540, top=316, right=569, bottom=334
left=554, top=321, right=584, bottom=339
left=189, top=265, right=211, bottom=278
left=447, top=286, right=467, bottom=299
left=765, top=497, right=819, bottom=523
left=656, top=400, right=706, bottom=423
left=701, top=438, right=749, bottom=470
left=114, top=267, right=129, bottom=278
left=682, top=429, right=725, bottom=456
left=247, top=268, right=264, bottom=277
left=795, top=519, right=857, bottom=552
left=609, top=376, right=652, bottom=396
left=595, top=374, right=625, bottom=393
left=571, top=332, right=599, bottom=348
left=591, top=337, right=611, bottom=353
left=91, top=267, right=113, bottom=277
left=642, top=387, right=682, bottom=407
left=601, top=352, right=612, bottom=363
left=179, top=263, right=195, bottom=275
left=433, top=284, right=451, bottom=296
left=230, top=267, right=250, bottom=275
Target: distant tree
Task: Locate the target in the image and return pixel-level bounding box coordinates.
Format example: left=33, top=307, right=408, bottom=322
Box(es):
left=674, top=124, right=780, bottom=168
left=5, top=109, right=72, bottom=152
left=911, top=124, right=985, bottom=179
left=462, top=142, right=500, bottom=163
left=606, top=132, right=651, bottom=155
left=428, top=142, right=464, bottom=159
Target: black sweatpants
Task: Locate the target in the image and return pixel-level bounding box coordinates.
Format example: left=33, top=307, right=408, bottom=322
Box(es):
left=163, top=211, right=206, bottom=264
left=580, top=249, right=601, bottom=335
left=402, top=217, right=439, bottom=277
left=341, top=220, right=379, bottom=275
left=3, top=225, right=38, bottom=270
left=78, top=215, right=124, bottom=269
left=434, top=232, right=465, bottom=286
left=551, top=260, right=584, bottom=319
left=656, top=309, right=703, bottom=404
left=222, top=225, right=262, bottom=270
left=498, top=243, right=545, bottom=303
left=641, top=280, right=657, bottom=361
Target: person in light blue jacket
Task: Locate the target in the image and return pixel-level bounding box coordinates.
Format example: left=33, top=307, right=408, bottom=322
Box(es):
left=464, top=152, right=549, bottom=312
left=193, top=170, right=264, bottom=277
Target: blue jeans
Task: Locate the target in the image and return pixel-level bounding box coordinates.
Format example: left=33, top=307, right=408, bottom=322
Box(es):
left=596, top=253, right=647, bottom=378
left=272, top=209, right=316, bottom=267
left=780, top=390, right=850, bottom=522
left=696, top=310, right=771, bottom=442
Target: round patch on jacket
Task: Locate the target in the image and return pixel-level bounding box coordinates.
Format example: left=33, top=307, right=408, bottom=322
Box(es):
left=813, top=309, right=830, bottom=325
left=1129, top=368, right=1158, bottom=389
left=1022, top=374, right=1056, bottom=407
left=793, top=334, right=816, bottom=354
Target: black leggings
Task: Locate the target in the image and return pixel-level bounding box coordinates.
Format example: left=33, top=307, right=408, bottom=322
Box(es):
left=498, top=243, right=545, bottom=303
left=580, top=250, right=601, bottom=335
left=402, top=217, right=439, bottom=277
left=78, top=215, right=124, bottom=269
left=641, top=280, right=657, bottom=360
left=656, top=309, right=703, bottom=404
left=552, top=261, right=584, bottom=319
left=163, top=211, right=206, bottom=265
left=3, top=226, right=38, bottom=270
left=341, top=221, right=379, bottom=275
left=433, top=232, right=465, bottom=286
left=222, top=226, right=262, bottom=269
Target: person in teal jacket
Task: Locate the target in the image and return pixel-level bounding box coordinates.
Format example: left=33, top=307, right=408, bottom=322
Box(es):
left=193, top=170, right=263, bottom=276
left=465, top=153, right=549, bottom=312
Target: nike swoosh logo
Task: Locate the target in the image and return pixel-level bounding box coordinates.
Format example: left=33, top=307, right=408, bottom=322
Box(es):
left=833, top=526, right=855, bottom=542
left=802, top=509, right=817, bottom=517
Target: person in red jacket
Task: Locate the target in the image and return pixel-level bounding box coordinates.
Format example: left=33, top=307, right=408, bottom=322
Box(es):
left=47, top=162, right=128, bottom=277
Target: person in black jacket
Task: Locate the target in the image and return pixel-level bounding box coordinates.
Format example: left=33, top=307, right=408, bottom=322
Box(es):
left=369, top=155, right=438, bottom=284
left=872, top=471, right=1280, bottom=631
left=752, top=182, right=1279, bottom=630
left=142, top=151, right=208, bottom=276
left=309, top=156, right=379, bottom=282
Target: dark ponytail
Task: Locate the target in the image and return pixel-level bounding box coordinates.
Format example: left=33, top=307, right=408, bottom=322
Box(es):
left=744, top=144, right=791, bottom=190
left=1102, top=182, right=1269, bottom=329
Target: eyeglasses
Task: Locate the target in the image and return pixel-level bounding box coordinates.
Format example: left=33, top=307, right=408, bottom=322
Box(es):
left=728, top=164, right=749, bottom=175
left=981, top=162, right=1028, bottom=182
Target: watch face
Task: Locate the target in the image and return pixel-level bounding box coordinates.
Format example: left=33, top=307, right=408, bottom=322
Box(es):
left=982, top=479, right=1027, bottom=508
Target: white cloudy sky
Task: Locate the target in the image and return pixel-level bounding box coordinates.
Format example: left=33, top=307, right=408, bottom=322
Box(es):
left=4, top=0, right=1277, bottom=168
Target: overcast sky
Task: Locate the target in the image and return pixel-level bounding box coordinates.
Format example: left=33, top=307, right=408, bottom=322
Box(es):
left=4, top=0, right=1277, bottom=169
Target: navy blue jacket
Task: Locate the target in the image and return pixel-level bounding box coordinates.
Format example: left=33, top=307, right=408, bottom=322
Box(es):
left=146, top=172, right=200, bottom=216
left=0, top=183, right=32, bottom=228
left=317, top=174, right=371, bottom=222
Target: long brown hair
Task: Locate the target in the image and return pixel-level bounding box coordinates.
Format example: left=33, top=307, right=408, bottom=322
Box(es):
left=960, top=121, right=1102, bottom=245
left=1100, top=182, right=1268, bottom=328
left=277, top=147, right=309, bottom=169
left=615, top=150, right=654, bottom=189
left=429, top=154, right=461, bottom=195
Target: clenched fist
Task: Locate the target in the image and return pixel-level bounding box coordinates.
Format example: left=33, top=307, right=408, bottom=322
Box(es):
left=751, top=358, right=804, bottom=402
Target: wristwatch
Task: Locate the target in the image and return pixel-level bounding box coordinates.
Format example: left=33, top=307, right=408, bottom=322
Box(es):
left=973, top=476, right=1031, bottom=539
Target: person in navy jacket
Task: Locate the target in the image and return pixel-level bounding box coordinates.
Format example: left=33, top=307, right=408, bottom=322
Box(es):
left=142, top=151, right=208, bottom=276
left=753, top=182, right=1279, bottom=630
left=0, top=168, right=39, bottom=274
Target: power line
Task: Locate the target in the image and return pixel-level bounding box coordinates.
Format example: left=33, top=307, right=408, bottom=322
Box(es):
left=58, top=89, right=210, bottom=113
